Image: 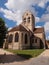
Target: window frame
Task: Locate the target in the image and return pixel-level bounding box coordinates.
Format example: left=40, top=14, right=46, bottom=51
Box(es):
left=8, top=34, right=13, bottom=43
left=15, top=33, right=19, bottom=42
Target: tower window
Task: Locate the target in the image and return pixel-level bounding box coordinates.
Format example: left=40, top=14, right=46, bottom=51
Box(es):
left=28, top=17, right=30, bottom=23
left=23, top=18, right=26, bottom=23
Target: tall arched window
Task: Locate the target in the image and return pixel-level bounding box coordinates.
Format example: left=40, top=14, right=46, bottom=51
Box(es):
left=8, top=34, right=13, bottom=43
left=15, top=33, right=19, bottom=42
left=25, top=34, right=28, bottom=44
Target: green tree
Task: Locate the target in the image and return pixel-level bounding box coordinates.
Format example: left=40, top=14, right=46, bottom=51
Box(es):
left=0, top=18, right=7, bottom=48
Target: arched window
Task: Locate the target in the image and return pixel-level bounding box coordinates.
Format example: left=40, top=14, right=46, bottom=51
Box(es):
left=8, top=34, right=13, bottom=43
left=28, top=17, right=30, bottom=23
left=15, top=33, right=19, bottom=42
left=23, top=18, right=26, bottom=23
left=25, top=34, right=28, bottom=44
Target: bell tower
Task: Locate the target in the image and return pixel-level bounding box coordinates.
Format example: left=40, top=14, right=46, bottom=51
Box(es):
left=22, top=11, right=35, bottom=32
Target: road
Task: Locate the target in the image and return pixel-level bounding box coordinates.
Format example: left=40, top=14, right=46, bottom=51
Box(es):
left=0, top=49, right=49, bottom=65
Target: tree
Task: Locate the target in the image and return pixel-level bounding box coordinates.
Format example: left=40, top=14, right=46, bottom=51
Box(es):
left=0, top=18, right=7, bottom=48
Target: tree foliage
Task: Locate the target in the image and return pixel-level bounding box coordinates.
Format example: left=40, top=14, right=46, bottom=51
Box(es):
left=0, top=18, right=7, bottom=47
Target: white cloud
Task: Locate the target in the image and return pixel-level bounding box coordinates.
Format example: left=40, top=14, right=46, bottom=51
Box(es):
left=0, top=0, right=39, bottom=25
left=35, top=17, right=40, bottom=22
left=44, top=22, right=49, bottom=32
left=5, top=24, right=8, bottom=27
left=46, top=6, right=49, bottom=13
left=40, top=14, right=49, bottom=22
left=36, top=26, right=42, bottom=28
left=5, top=0, right=49, bottom=10
left=42, top=5, right=49, bottom=34
left=39, top=1, right=49, bottom=24
left=5, top=0, right=40, bottom=10
left=46, top=35, right=49, bottom=40
left=38, top=1, right=45, bottom=8
left=0, top=0, right=49, bottom=25
left=47, top=36, right=49, bottom=39
left=38, top=0, right=49, bottom=8
left=8, top=27, right=12, bottom=31
left=0, top=8, right=22, bottom=25
left=0, top=0, right=49, bottom=39
left=0, top=8, right=16, bottom=21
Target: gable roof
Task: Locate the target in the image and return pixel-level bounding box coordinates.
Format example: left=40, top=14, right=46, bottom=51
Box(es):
left=8, top=24, right=28, bottom=32
left=8, top=22, right=44, bottom=34
left=34, top=28, right=44, bottom=33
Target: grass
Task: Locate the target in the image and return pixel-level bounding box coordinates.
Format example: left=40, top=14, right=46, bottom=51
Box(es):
left=6, top=49, right=44, bottom=59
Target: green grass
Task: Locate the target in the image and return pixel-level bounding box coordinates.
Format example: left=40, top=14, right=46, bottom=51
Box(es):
left=6, top=49, right=44, bottom=59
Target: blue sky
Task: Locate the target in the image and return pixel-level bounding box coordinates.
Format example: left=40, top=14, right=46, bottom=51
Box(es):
left=0, top=0, right=16, bottom=28
left=0, top=0, right=49, bottom=40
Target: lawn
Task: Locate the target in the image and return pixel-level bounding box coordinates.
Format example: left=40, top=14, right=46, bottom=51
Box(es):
left=6, top=49, right=44, bottom=59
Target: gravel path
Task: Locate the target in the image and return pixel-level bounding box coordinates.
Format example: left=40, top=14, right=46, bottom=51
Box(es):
left=0, top=49, right=49, bottom=65
left=0, top=49, right=13, bottom=55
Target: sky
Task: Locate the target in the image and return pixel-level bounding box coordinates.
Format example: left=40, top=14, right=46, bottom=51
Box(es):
left=0, top=0, right=49, bottom=40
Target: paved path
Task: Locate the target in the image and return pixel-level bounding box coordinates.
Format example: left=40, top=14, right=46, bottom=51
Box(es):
left=0, top=49, right=49, bottom=65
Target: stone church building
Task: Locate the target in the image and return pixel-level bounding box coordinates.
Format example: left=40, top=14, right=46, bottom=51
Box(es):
left=4, top=11, right=46, bottom=50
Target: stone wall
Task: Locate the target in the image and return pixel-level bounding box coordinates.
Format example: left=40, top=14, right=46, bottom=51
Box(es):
left=34, top=32, right=45, bottom=49
left=7, top=31, right=20, bottom=49
left=6, top=31, right=30, bottom=50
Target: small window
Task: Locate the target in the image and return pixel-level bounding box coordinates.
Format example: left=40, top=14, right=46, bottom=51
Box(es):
left=28, top=17, right=30, bottom=23
left=8, top=34, right=13, bottom=43
left=15, top=33, right=19, bottom=42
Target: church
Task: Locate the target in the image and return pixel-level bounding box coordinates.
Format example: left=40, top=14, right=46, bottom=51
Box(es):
left=4, top=11, right=46, bottom=50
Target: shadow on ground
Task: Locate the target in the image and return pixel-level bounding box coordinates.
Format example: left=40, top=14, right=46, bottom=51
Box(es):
left=0, top=54, right=29, bottom=63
